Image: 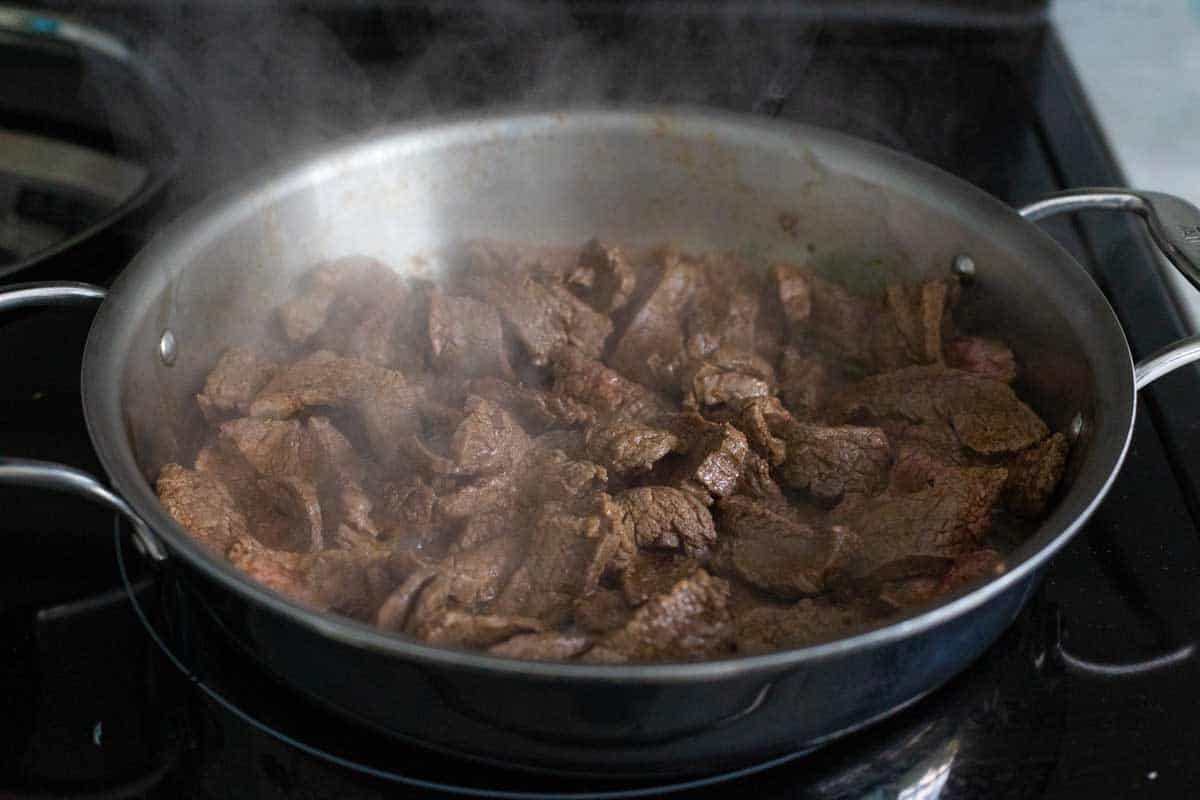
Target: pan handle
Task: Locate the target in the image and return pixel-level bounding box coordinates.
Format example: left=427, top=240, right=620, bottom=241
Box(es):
left=1018, top=188, right=1200, bottom=389
left=0, top=281, right=167, bottom=561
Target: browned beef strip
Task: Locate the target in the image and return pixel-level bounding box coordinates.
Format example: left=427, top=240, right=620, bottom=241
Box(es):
left=374, top=566, right=438, bottom=632
left=832, top=463, right=1008, bottom=573
left=609, top=253, right=706, bottom=393
left=682, top=347, right=775, bottom=409
left=946, top=336, right=1018, bottom=384
left=567, top=238, right=637, bottom=314
left=428, top=290, right=514, bottom=379
left=156, top=464, right=249, bottom=554
left=218, top=417, right=311, bottom=478
left=736, top=600, right=879, bottom=655
left=226, top=536, right=392, bottom=618
left=656, top=414, right=750, bottom=501
left=492, top=498, right=632, bottom=626
left=713, top=495, right=858, bottom=599
left=517, top=445, right=609, bottom=506
left=878, top=548, right=1003, bottom=610
left=463, top=238, right=579, bottom=283
left=467, top=377, right=595, bottom=432
left=488, top=632, right=593, bottom=661
left=574, top=589, right=633, bottom=633
left=196, top=347, right=279, bottom=422
left=827, top=365, right=1048, bottom=456
left=254, top=476, right=324, bottom=552
left=584, top=418, right=680, bottom=477
left=774, top=421, right=891, bottom=503
left=445, top=396, right=532, bottom=476
left=1004, top=432, right=1069, bottom=518
left=584, top=570, right=735, bottom=663
left=439, top=534, right=525, bottom=608
left=411, top=610, right=544, bottom=649
left=377, top=476, right=438, bottom=543
left=615, top=486, right=716, bottom=559
left=880, top=277, right=959, bottom=367
left=438, top=472, right=517, bottom=521
left=461, top=267, right=612, bottom=366
left=806, top=269, right=881, bottom=367
left=715, top=396, right=787, bottom=465
left=551, top=348, right=670, bottom=422
left=769, top=264, right=811, bottom=327
left=940, top=548, right=1003, bottom=590
left=620, top=551, right=703, bottom=606
left=777, top=348, right=826, bottom=420
left=685, top=274, right=759, bottom=359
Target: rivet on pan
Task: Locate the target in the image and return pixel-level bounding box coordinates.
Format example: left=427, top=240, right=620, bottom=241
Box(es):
left=951, top=254, right=976, bottom=283
left=1068, top=412, right=1086, bottom=441
left=159, top=330, right=177, bottom=366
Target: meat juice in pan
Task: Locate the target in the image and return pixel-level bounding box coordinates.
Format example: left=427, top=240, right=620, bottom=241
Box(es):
left=156, top=238, right=1068, bottom=663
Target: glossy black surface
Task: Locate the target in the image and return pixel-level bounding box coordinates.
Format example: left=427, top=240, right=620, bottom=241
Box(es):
left=2, top=5, right=1199, bottom=797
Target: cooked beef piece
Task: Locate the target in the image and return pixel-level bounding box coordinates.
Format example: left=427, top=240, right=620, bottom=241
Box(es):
left=889, top=443, right=952, bottom=494
left=378, top=477, right=438, bottom=542
left=657, top=414, right=751, bottom=501
left=254, top=476, right=324, bottom=552
left=878, top=548, right=1003, bottom=610
left=196, top=347, right=278, bottom=421
left=737, top=600, right=878, bottom=655
left=804, top=268, right=881, bottom=367
left=777, top=348, right=826, bottom=419
left=774, top=421, right=891, bottom=503
left=609, top=253, right=706, bottom=393
left=157, top=464, right=249, bottom=554
left=574, top=589, right=633, bottom=633
left=534, top=429, right=587, bottom=460
left=279, top=257, right=426, bottom=372
left=428, top=290, right=514, bottom=379
left=827, top=365, right=1048, bottom=456
left=461, top=267, right=612, bottom=366
left=682, top=348, right=775, bottom=409
left=248, top=350, right=424, bottom=467
left=584, top=419, right=680, bottom=476
left=411, top=610, right=544, bottom=649
left=716, top=396, right=788, bottom=465
left=518, top=446, right=608, bottom=506
left=880, top=277, right=959, bottom=367
left=1004, top=432, right=1069, bottom=518
left=584, top=570, right=734, bottom=663
left=685, top=284, right=759, bottom=360
left=227, top=536, right=391, bottom=618
left=454, top=505, right=519, bottom=551
left=218, top=417, right=311, bottom=479
left=467, top=377, right=595, bottom=431
left=551, top=348, right=669, bottom=422
left=568, top=238, right=637, bottom=314
left=440, top=534, right=525, bottom=607
left=833, top=463, right=1008, bottom=572
left=439, top=473, right=518, bottom=520
left=946, top=336, right=1018, bottom=384
left=714, top=495, right=858, bottom=599
left=737, top=451, right=784, bottom=500
left=375, top=566, right=438, bottom=632
left=620, top=551, right=703, bottom=606
left=769, top=264, right=811, bottom=327
left=493, top=499, right=630, bottom=625
left=488, top=632, right=593, bottom=661
left=615, top=486, right=717, bottom=559
left=463, top=238, right=579, bottom=283
left=439, top=396, right=531, bottom=476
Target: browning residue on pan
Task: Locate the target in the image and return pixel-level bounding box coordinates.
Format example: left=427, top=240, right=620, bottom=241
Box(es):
left=155, top=237, right=1068, bottom=663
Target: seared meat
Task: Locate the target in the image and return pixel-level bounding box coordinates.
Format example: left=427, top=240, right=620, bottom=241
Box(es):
left=196, top=347, right=278, bottom=421
left=736, top=600, right=878, bottom=655
left=615, top=486, right=717, bottom=559
left=585, top=570, right=735, bottom=663
left=1004, top=432, right=1069, bottom=518
left=567, top=238, right=637, bottom=314
left=585, top=419, right=680, bottom=476
left=488, top=632, right=593, bottom=661
left=428, top=290, right=514, bottom=379
left=827, top=365, right=1048, bottom=456
left=714, top=495, right=858, bottom=599
left=609, top=253, right=706, bottom=393
left=163, top=240, right=1063, bottom=664
left=157, top=464, right=249, bottom=554
left=946, top=336, right=1018, bottom=384
left=774, top=421, right=891, bottom=503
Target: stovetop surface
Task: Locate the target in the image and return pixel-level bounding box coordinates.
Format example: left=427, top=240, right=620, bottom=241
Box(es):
left=2, top=7, right=1200, bottom=798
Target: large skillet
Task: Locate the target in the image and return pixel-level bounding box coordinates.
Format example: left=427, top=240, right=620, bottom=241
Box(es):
left=3, top=110, right=1200, bottom=777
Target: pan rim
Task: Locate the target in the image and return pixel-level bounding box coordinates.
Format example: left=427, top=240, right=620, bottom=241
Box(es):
left=82, top=106, right=1137, bottom=682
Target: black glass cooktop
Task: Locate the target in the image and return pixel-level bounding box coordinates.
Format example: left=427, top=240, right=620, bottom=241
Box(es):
left=3, top=6, right=1200, bottom=798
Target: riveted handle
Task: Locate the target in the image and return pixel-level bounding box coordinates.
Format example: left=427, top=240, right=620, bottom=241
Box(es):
left=1019, top=188, right=1200, bottom=389
left=0, top=282, right=167, bottom=561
